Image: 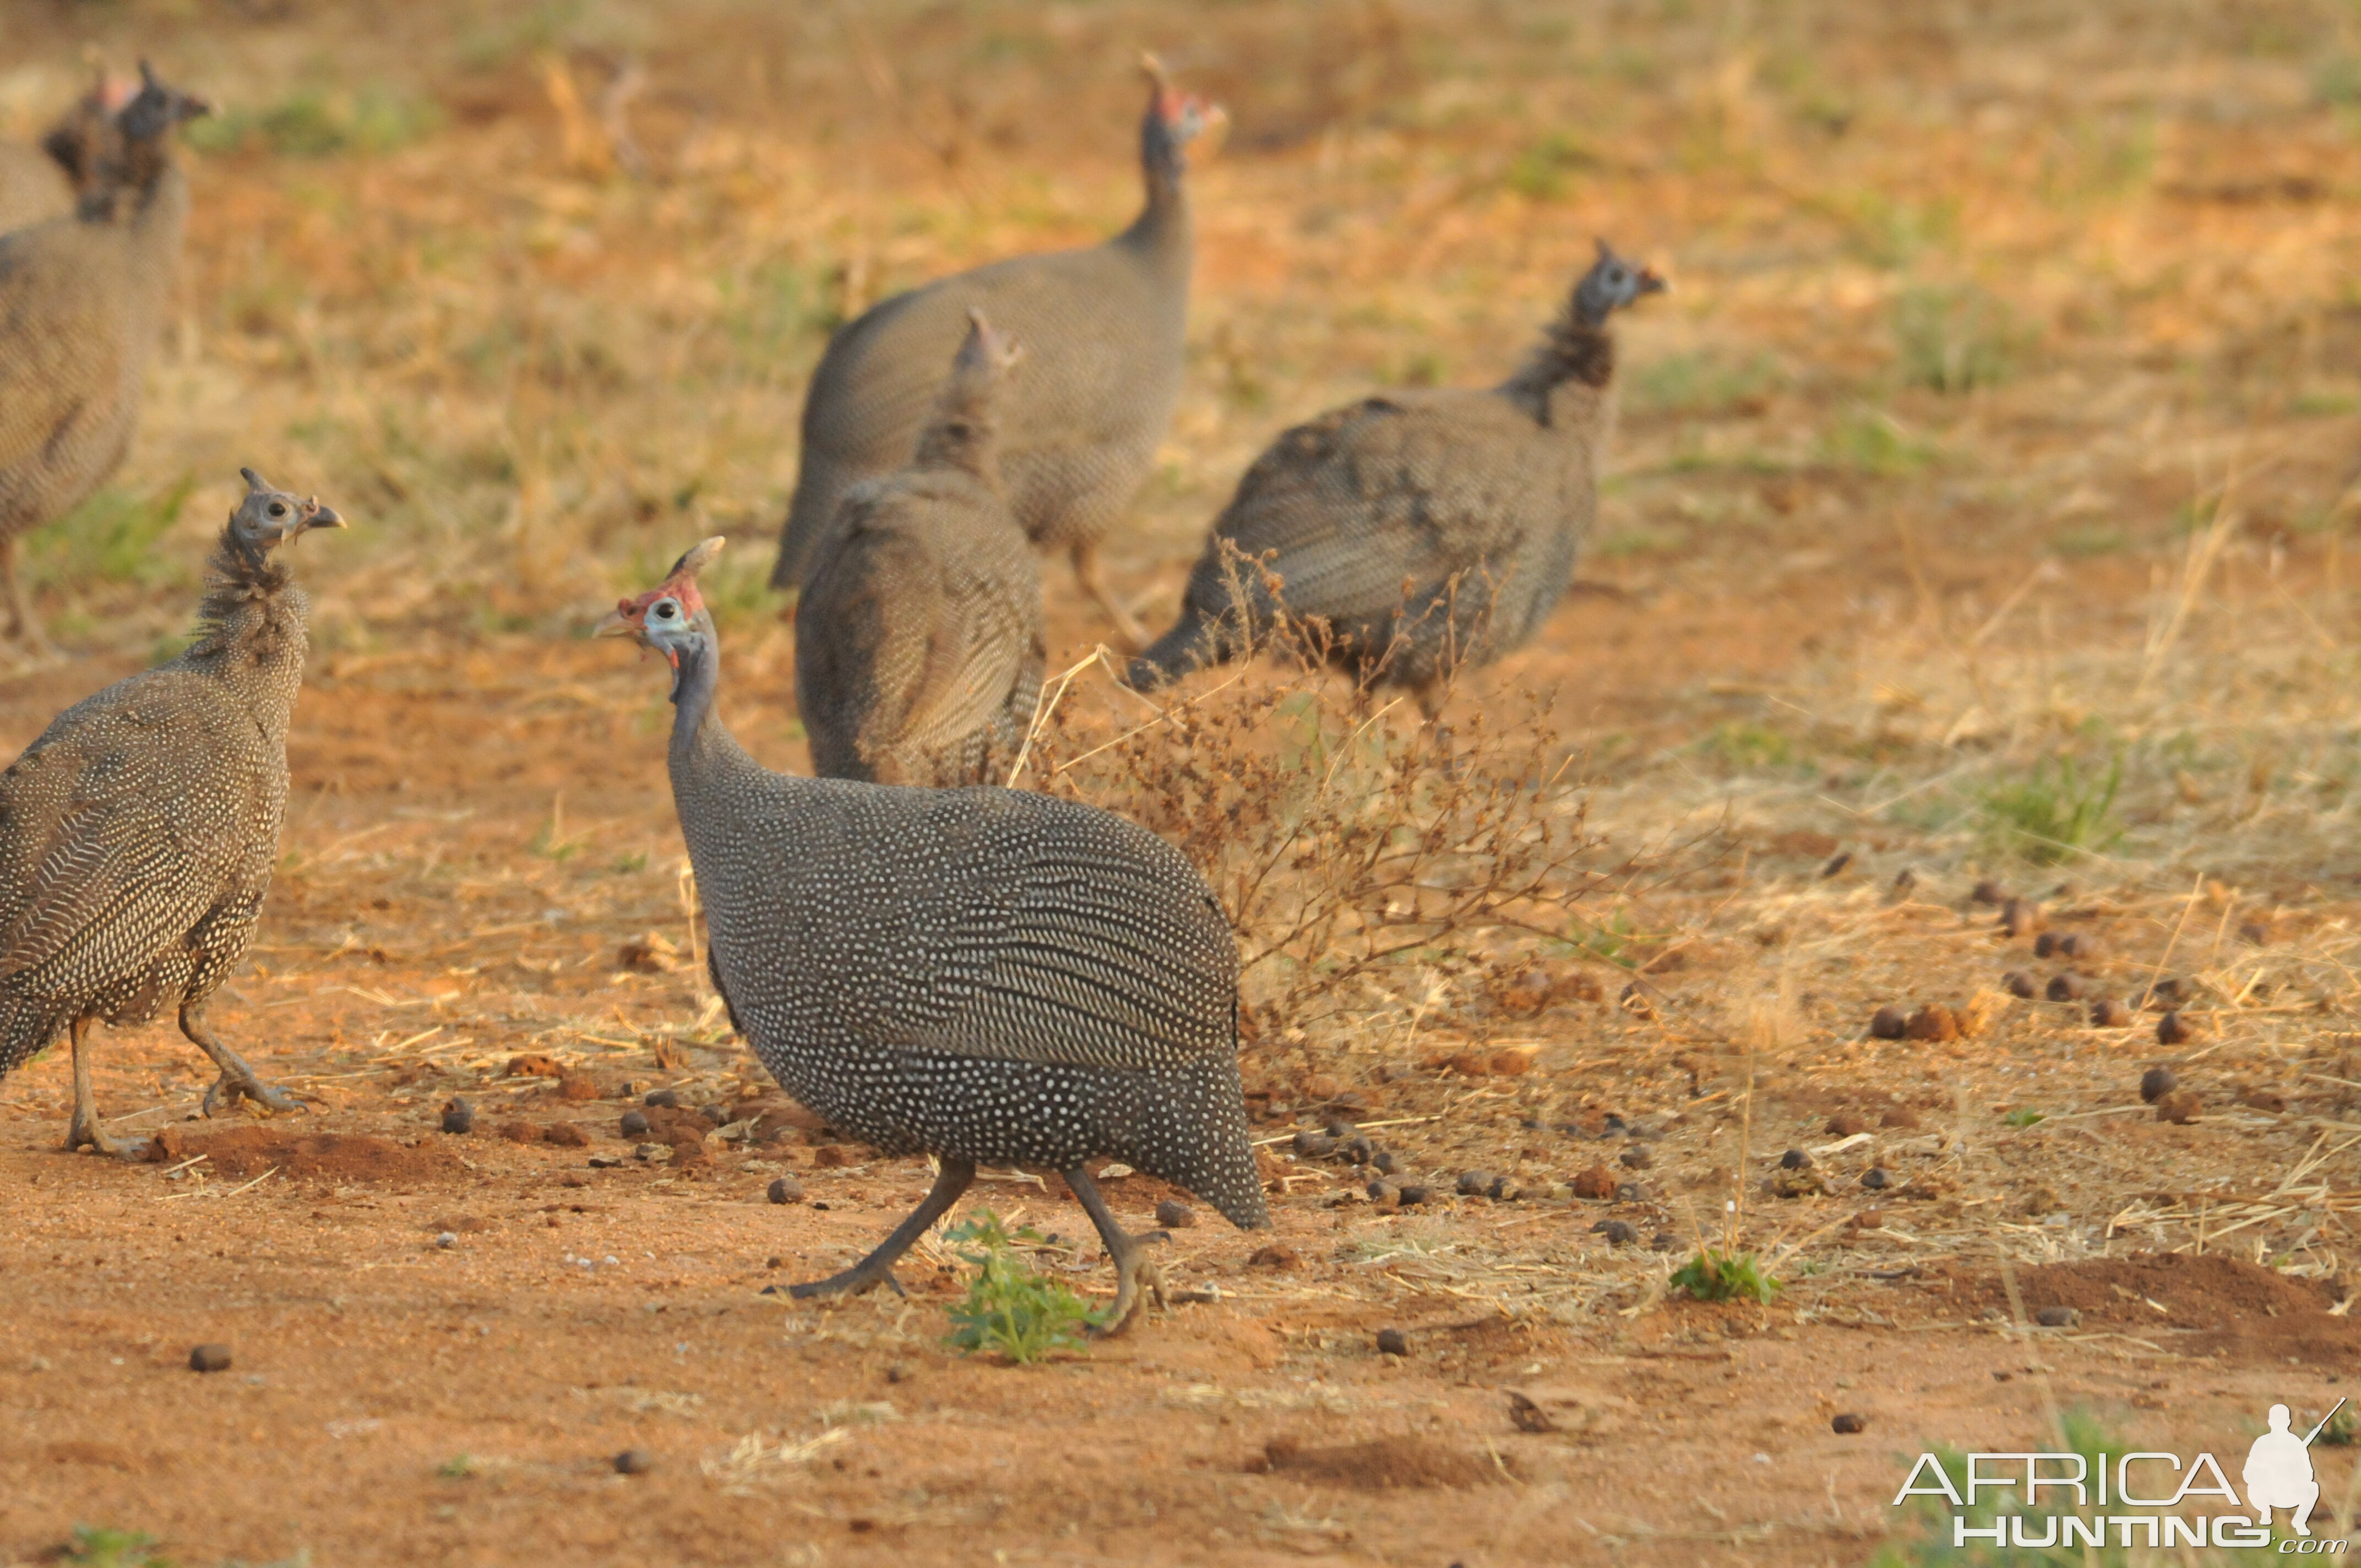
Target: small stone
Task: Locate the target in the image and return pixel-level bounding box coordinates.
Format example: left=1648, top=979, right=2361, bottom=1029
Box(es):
left=1821, top=850, right=1852, bottom=878
left=1779, top=1148, right=1810, bottom=1170
left=1868, top=1006, right=1907, bottom=1040
left=434, top=1231, right=458, bottom=1249
left=2033, top=932, right=2062, bottom=959
left=2239, top=921, right=2270, bottom=946
left=1396, top=1183, right=1432, bottom=1206
left=2035, top=1305, right=2081, bottom=1329
left=885, top=1363, right=911, bottom=1384
left=2003, top=971, right=2037, bottom=999
left=619, top=1109, right=650, bottom=1138
left=1375, top=1328, right=1410, bottom=1357
left=440, top=1099, right=474, bottom=1135
left=1861, top=1168, right=1891, bottom=1190
left=1323, top=1119, right=1354, bottom=1140
left=496, top=1119, right=537, bottom=1144
left=2156, top=1090, right=2203, bottom=1125
left=1568, top=1163, right=1618, bottom=1200
left=2145, top=976, right=2186, bottom=1008
left=1371, top=1150, right=1399, bottom=1175
left=1616, top=1181, right=1645, bottom=1202
left=614, top=1448, right=655, bottom=1476
left=1455, top=1170, right=1493, bottom=1197
left=1832, top=1412, right=1867, bottom=1434
left=1366, top=1179, right=1397, bottom=1203
left=1293, top=1130, right=1335, bottom=1158
left=644, top=1088, right=680, bottom=1108
left=1891, top=867, right=1916, bottom=894
left=1618, top=1147, right=1651, bottom=1169
left=2158, top=1011, right=2195, bottom=1045
left=2001, top=897, right=2041, bottom=937
left=1970, top=880, right=2007, bottom=906
left=1155, top=1199, right=1196, bottom=1229
left=2058, top=931, right=2099, bottom=960
left=1852, top=1209, right=1884, bottom=1229
left=1649, top=1230, right=1680, bottom=1251
left=587, top=1156, right=624, bottom=1169
left=1904, top=1004, right=1960, bottom=1042
left=1881, top=1106, right=1921, bottom=1130
left=2091, top=997, right=2131, bottom=1028
left=1249, top=1243, right=1299, bottom=1270
left=1487, top=1177, right=1522, bottom=1202
left=1769, top=1167, right=1826, bottom=1199
left=2139, top=1066, right=2178, bottom=1103
left=2046, top=973, right=2085, bottom=1001
left=188, top=1343, right=232, bottom=1373
left=2238, top=1087, right=2288, bottom=1114
left=1343, top=1136, right=1373, bottom=1164
left=701, top=1104, right=727, bottom=1125
left=766, top=1176, right=805, bottom=1205
left=1591, top=1219, right=1637, bottom=1245
left=543, top=1122, right=589, bottom=1148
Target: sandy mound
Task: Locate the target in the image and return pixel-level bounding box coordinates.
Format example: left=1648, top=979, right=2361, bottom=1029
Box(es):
left=146, top=1125, right=458, bottom=1183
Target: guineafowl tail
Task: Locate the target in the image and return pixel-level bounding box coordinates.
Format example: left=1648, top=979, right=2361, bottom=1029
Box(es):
left=1127, top=609, right=1221, bottom=692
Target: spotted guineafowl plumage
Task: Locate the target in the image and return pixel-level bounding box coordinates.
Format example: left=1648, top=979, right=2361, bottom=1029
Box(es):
left=796, top=310, right=1045, bottom=787
left=606, top=538, right=1266, bottom=1331
left=0, top=469, right=345, bottom=1153
left=1130, top=242, right=1666, bottom=712
left=0, top=62, right=208, bottom=650
left=772, top=59, right=1222, bottom=649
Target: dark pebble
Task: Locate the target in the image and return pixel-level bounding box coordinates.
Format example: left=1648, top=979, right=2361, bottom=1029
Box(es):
left=644, top=1088, right=679, bottom=1109
left=1371, top=1150, right=1399, bottom=1175
left=1155, top=1199, right=1196, bottom=1229
left=619, top=1109, right=650, bottom=1137
left=2034, top=932, right=2062, bottom=959
left=2158, top=1011, right=2195, bottom=1045
left=1832, top=1413, right=1867, bottom=1434
left=1343, top=1136, right=1373, bottom=1164
left=1615, top=1182, right=1645, bottom=1202
left=2239, top=921, right=2270, bottom=946
left=188, top=1343, right=232, bottom=1374
left=2003, top=971, right=2038, bottom=999
left=1650, top=1231, right=1680, bottom=1251
left=885, top=1363, right=910, bottom=1384
left=1869, top=1006, right=1907, bottom=1040
left=2140, top=1066, right=2178, bottom=1103
left=1618, top=1147, right=1651, bottom=1169
left=1602, top=1113, right=1628, bottom=1133
left=2046, top=973, right=2085, bottom=1001
left=1455, top=1170, right=1492, bottom=1197
left=1821, top=850, right=1852, bottom=878
left=1396, top=1183, right=1432, bottom=1206
left=1862, top=1168, right=1891, bottom=1190
left=1591, top=1219, right=1637, bottom=1245
left=1891, top=868, right=1916, bottom=894
left=1366, top=1179, right=1397, bottom=1202
left=1375, top=1328, right=1409, bottom=1357
left=614, top=1448, right=655, bottom=1476
left=2147, top=976, right=2186, bottom=1007
left=2000, top=897, right=2041, bottom=937
left=2058, top=931, right=2098, bottom=960
left=1487, top=1176, right=1521, bottom=1202
left=701, top=1104, right=727, bottom=1125
left=766, top=1175, right=805, bottom=1205
left=2091, top=997, right=2131, bottom=1028
left=1971, top=880, right=2007, bottom=906
left=1323, top=1119, right=1354, bottom=1140
left=2035, top=1305, right=2081, bottom=1329
left=587, top=1155, right=624, bottom=1169
left=1779, top=1148, right=1810, bottom=1170
left=1293, top=1130, right=1335, bottom=1158
left=440, top=1099, right=474, bottom=1135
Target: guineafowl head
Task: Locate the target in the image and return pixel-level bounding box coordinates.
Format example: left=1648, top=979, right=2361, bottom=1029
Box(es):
left=600, top=537, right=727, bottom=696
left=1573, top=239, right=1668, bottom=326
left=116, top=61, right=211, bottom=143
left=1140, top=54, right=1227, bottom=168
left=39, top=69, right=137, bottom=192
left=228, top=468, right=345, bottom=559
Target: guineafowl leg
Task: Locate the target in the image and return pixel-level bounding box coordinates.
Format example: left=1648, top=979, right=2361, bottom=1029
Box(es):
left=180, top=999, right=304, bottom=1118
left=1070, top=540, right=1148, bottom=652
left=1063, top=1164, right=1168, bottom=1336
left=785, top=1156, right=976, bottom=1302
left=64, top=1018, right=139, bottom=1157
left=0, top=535, right=47, bottom=652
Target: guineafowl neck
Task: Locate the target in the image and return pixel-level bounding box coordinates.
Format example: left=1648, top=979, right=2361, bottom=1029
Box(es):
left=1117, top=152, right=1192, bottom=280
left=665, top=638, right=759, bottom=797
left=912, top=408, right=1001, bottom=477
left=1499, top=320, right=1617, bottom=423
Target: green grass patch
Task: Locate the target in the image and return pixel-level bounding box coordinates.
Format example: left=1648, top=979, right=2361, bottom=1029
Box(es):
left=2049, top=525, right=2128, bottom=559
left=1892, top=282, right=2021, bottom=393
left=942, top=1209, right=1096, bottom=1364
left=1697, top=720, right=1811, bottom=775
left=1821, top=408, right=1938, bottom=475
left=1503, top=131, right=1601, bottom=201
left=1978, top=755, right=2124, bottom=865
left=1870, top=1411, right=2130, bottom=1566
left=189, top=89, right=444, bottom=159
left=60, top=1528, right=173, bottom=1568
left=1627, top=350, right=1783, bottom=418
left=1671, top=1249, right=1778, bottom=1304
left=29, top=478, right=196, bottom=595
left=2001, top=1108, right=2046, bottom=1128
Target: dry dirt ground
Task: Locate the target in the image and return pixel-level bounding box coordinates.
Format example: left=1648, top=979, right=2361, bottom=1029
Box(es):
left=8, top=2, right=2361, bottom=1565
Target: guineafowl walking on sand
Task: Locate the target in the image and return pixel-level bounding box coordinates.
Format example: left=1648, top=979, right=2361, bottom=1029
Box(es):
left=772, top=58, right=1222, bottom=649
left=1130, top=242, right=1666, bottom=713
left=0, top=62, right=208, bottom=651
left=604, top=538, right=1266, bottom=1331
left=0, top=469, right=345, bottom=1154
left=796, top=309, right=1045, bottom=787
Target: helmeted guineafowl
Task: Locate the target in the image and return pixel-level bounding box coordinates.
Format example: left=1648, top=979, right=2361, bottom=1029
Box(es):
left=0, top=62, right=208, bottom=651
left=603, top=538, right=1267, bottom=1331
left=796, top=309, right=1045, bottom=787
left=0, top=74, right=129, bottom=236
left=771, top=57, right=1222, bottom=649
left=0, top=468, right=345, bottom=1154
left=1130, top=241, right=1666, bottom=714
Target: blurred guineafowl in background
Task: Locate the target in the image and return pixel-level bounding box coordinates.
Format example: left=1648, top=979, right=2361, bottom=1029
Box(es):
left=772, top=57, right=1223, bottom=649
left=0, top=469, right=345, bottom=1155
left=0, top=62, right=208, bottom=651
left=0, top=74, right=130, bottom=236
left=605, top=539, right=1267, bottom=1331
left=1130, top=241, right=1666, bottom=713
left=796, top=310, right=1045, bottom=787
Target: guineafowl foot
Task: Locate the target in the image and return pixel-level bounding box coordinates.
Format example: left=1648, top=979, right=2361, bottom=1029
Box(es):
left=1063, top=1165, right=1170, bottom=1336
left=182, top=1001, right=304, bottom=1119
left=775, top=1156, right=976, bottom=1305
left=64, top=1019, right=144, bottom=1157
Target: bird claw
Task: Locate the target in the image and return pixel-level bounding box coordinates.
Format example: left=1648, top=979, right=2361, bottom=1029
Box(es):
left=779, top=1263, right=906, bottom=1302
left=1086, top=1235, right=1169, bottom=1338
left=201, top=1070, right=304, bottom=1119
left=64, top=1118, right=145, bottom=1159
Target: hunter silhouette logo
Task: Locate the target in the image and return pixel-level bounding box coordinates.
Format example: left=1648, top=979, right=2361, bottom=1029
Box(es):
left=1894, top=1398, right=2349, bottom=1551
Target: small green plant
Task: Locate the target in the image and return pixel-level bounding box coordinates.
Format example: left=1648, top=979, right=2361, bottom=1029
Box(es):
left=942, top=1208, right=1096, bottom=1363
left=1627, top=350, right=1783, bottom=418
left=1568, top=909, right=1640, bottom=968
left=30, top=478, right=195, bottom=594
left=1892, top=282, right=2021, bottom=393
left=434, top=1453, right=479, bottom=1479
left=1821, top=407, right=1937, bottom=475
left=1872, top=1412, right=2129, bottom=1567
left=61, top=1527, right=173, bottom=1568
left=1698, top=720, right=1810, bottom=776
left=1671, top=1249, right=1778, bottom=1304
left=1979, top=755, right=2124, bottom=865
left=2320, top=1403, right=2357, bottom=1447
left=2001, top=1108, right=2047, bottom=1128
left=189, top=89, right=444, bottom=159
left=1504, top=130, right=1599, bottom=200
left=2049, top=524, right=2128, bottom=559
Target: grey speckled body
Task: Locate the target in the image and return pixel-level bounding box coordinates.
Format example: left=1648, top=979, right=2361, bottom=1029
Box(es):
left=0, top=470, right=344, bottom=1152
left=1130, top=243, right=1664, bottom=708
left=796, top=312, right=1045, bottom=787
left=773, top=68, right=1218, bottom=646
left=0, top=66, right=208, bottom=649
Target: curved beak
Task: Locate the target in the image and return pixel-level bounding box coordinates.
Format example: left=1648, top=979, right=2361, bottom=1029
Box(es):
left=594, top=608, right=639, bottom=640
left=1637, top=266, right=1671, bottom=296
left=306, top=502, right=346, bottom=530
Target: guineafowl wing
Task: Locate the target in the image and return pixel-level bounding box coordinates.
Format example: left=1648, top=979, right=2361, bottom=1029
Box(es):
left=0, top=676, right=253, bottom=987
left=0, top=229, right=128, bottom=477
